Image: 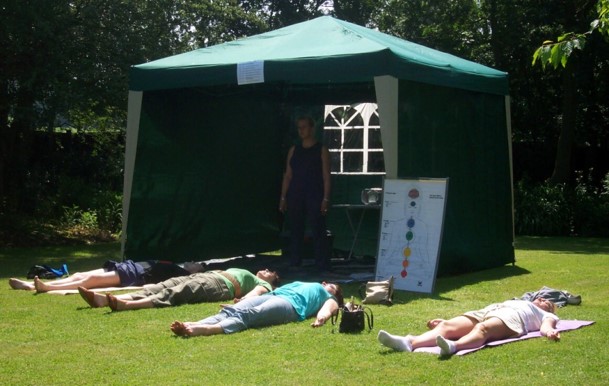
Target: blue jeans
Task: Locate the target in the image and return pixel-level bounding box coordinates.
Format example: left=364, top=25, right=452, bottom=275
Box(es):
left=197, top=295, right=298, bottom=334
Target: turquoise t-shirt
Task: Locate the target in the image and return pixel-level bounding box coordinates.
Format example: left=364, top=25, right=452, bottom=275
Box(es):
left=271, top=281, right=333, bottom=320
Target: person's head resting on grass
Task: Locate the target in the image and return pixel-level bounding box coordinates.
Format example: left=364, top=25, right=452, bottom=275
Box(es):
left=322, top=281, right=344, bottom=307
left=533, top=297, right=557, bottom=314
left=257, top=268, right=281, bottom=289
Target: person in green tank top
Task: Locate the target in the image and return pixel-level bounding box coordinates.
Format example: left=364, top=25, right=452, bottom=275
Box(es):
left=78, top=268, right=280, bottom=311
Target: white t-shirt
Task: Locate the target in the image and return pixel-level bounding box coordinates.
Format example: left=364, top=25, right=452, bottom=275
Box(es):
left=502, top=300, right=559, bottom=333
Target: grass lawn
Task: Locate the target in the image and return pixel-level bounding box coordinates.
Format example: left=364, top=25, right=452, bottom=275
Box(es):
left=0, top=237, right=607, bottom=385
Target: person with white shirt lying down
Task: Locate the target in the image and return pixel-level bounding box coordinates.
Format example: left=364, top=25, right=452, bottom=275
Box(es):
left=378, top=298, right=560, bottom=356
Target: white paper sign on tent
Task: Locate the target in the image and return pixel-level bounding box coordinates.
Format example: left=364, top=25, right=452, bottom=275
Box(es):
left=237, top=60, right=265, bottom=85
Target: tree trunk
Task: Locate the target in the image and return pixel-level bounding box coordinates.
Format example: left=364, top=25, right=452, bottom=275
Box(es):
left=549, top=62, right=577, bottom=184
left=3, top=87, right=36, bottom=206
left=0, top=78, right=13, bottom=198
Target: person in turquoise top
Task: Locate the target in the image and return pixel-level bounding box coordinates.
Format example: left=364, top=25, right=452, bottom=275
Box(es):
left=271, top=281, right=335, bottom=320
left=170, top=281, right=344, bottom=337
left=78, top=268, right=280, bottom=311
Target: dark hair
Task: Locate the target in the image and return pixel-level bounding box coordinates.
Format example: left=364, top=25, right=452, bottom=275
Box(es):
left=270, top=271, right=281, bottom=288
left=547, top=299, right=557, bottom=314
left=296, top=115, right=315, bottom=129
left=331, top=283, right=344, bottom=307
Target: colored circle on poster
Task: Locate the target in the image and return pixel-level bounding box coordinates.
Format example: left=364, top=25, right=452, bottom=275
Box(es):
left=401, top=269, right=408, bottom=278
left=402, top=259, right=409, bottom=268
left=407, top=218, right=415, bottom=228
left=408, top=189, right=419, bottom=199
left=403, top=247, right=411, bottom=257
left=405, top=231, right=413, bottom=241
left=410, top=201, right=416, bottom=207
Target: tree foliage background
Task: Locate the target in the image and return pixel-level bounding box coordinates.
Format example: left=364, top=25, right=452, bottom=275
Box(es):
left=1, top=0, right=608, bottom=245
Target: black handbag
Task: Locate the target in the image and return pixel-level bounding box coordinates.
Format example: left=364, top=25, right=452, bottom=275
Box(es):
left=332, top=300, right=373, bottom=333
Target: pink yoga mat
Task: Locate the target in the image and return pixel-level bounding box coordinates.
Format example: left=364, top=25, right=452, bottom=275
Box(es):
left=412, top=320, right=595, bottom=356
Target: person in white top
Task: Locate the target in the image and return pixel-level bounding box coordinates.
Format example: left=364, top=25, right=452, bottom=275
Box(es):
left=378, top=298, right=560, bottom=356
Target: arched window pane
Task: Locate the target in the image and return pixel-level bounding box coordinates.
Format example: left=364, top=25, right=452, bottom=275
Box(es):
left=323, top=103, right=385, bottom=175
left=344, top=153, right=363, bottom=172
left=368, top=128, right=383, bottom=149
left=344, top=128, right=363, bottom=149
left=368, top=151, right=386, bottom=173
left=369, top=112, right=380, bottom=126
left=324, top=129, right=342, bottom=150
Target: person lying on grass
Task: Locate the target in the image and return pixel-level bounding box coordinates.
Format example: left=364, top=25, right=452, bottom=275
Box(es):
left=8, top=260, right=203, bottom=293
left=170, top=281, right=343, bottom=337
left=378, top=298, right=560, bottom=356
left=80, top=268, right=280, bottom=311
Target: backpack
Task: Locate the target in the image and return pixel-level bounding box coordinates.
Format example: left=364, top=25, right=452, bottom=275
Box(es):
left=26, top=264, right=69, bottom=279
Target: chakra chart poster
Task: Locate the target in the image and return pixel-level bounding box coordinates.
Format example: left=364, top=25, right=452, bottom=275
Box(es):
left=375, top=178, right=448, bottom=294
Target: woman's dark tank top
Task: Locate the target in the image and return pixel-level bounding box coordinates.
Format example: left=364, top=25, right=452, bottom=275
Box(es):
left=289, top=142, right=324, bottom=198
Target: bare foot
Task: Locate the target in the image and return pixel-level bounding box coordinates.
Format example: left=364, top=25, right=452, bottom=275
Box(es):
left=93, top=291, right=109, bottom=307
left=427, top=319, right=445, bottom=329
left=34, top=276, right=49, bottom=293
left=78, top=286, right=108, bottom=308
left=9, top=278, right=35, bottom=291
left=106, top=293, right=122, bottom=311
left=171, top=321, right=189, bottom=336
left=170, top=321, right=218, bottom=337
left=186, top=323, right=222, bottom=336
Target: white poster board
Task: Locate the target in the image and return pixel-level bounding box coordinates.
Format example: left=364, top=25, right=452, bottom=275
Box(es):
left=375, top=178, right=448, bottom=293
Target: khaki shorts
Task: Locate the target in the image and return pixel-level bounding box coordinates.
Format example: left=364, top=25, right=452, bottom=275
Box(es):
left=464, top=304, right=524, bottom=336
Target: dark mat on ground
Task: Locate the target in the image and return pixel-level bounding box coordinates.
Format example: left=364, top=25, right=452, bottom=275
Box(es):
left=200, top=252, right=376, bottom=283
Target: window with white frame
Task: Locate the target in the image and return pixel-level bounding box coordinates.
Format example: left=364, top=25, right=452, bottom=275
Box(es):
left=323, top=103, right=385, bottom=175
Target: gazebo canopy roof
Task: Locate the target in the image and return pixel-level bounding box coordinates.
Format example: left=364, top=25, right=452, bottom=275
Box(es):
left=130, top=16, right=508, bottom=95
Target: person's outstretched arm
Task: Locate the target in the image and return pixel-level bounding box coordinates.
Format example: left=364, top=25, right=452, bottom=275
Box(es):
left=234, top=285, right=270, bottom=303
left=311, top=299, right=339, bottom=327
left=540, top=318, right=561, bottom=341
left=320, top=145, right=331, bottom=214
left=279, top=146, right=295, bottom=213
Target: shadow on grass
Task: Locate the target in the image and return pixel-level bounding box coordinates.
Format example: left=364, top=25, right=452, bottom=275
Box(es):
left=2, top=240, right=533, bottom=304
left=378, top=348, right=406, bottom=356
left=377, top=345, right=448, bottom=360
left=194, top=251, right=533, bottom=306
left=0, top=242, right=121, bottom=277
left=388, top=263, right=531, bottom=305
left=515, top=236, right=609, bottom=254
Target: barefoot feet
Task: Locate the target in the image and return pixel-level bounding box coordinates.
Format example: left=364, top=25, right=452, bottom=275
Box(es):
left=78, top=286, right=108, bottom=308
left=170, top=321, right=223, bottom=337
left=170, top=321, right=191, bottom=336
left=9, top=278, right=35, bottom=291
left=34, top=276, right=50, bottom=293
left=106, top=293, right=124, bottom=311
